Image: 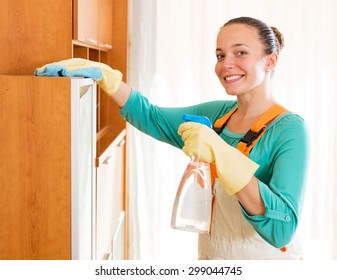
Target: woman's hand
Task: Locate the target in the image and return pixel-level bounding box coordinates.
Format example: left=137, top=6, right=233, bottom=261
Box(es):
left=178, top=121, right=259, bottom=196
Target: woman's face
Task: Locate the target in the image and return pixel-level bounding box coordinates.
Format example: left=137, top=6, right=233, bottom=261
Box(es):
left=215, top=24, right=271, bottom=96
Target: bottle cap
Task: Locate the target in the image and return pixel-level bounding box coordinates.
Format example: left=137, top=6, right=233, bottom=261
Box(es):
left=182, top=114, right=212, bottom=128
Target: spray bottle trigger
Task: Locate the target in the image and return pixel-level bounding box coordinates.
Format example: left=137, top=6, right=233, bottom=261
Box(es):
left=182, top=114, right=212, bottom=128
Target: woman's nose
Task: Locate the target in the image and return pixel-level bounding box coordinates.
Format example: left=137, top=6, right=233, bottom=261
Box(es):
left=216, top=57, right=234, bottom=75
left=221, top=56, right=234, bottom=69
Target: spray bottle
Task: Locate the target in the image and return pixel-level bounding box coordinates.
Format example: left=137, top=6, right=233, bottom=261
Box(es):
left=171, top=114, right=213, bottom=233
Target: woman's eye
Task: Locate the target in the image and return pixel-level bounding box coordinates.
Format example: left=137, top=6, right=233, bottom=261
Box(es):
left=216, top=54, right=224, bottom=61
left=236, top=51, right=247, bottom=56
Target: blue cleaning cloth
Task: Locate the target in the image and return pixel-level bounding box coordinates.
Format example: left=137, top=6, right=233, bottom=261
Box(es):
left=34, top=64, right=103, bottom=80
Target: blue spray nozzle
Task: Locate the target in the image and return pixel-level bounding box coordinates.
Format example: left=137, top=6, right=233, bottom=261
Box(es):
left=182, top=114, right=212, bottom=128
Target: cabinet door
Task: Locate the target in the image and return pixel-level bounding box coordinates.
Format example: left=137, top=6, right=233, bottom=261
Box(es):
left=0, top=76, right=73, bottom=259
left=96, top=130, right=125, bottom=260
left=73, top=0, right=98, bottom=45
left=98, top=0, right=113, bottom=48
left=71, top=79, right=97, bottom=260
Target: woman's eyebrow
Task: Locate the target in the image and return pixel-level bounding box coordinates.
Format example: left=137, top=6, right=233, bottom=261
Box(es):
left=216, top=43, right=249, bottom=52
left=232, top=43, right=249, bottom=48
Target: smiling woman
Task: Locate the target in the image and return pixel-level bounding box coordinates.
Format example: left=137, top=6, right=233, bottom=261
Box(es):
left=126, top=0, right=337, bottom=260
left=214, top=19, right=282, bottom=99
left=106, top=14, right=310, bottom=259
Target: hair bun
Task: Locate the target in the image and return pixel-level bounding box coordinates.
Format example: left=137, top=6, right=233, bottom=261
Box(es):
left=271, top=26, right=285, bottom=53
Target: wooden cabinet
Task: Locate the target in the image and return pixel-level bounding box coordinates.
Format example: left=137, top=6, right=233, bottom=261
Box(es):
left=0, top=76, right=96, bottom=260
left=98, top=0, right=114, bottom=48
left=0, top=0, right=129, bottom=260
left=73, top=0, right=113, bottom=48
left=0, top=0, right=72, bottom=75
left=73, top=0, right=99, bottom=45
left=72, top=0, right=127, bottom=139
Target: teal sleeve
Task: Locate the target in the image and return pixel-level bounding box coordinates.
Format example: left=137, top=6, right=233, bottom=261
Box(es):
left=241, top=114, right=310, bottom=248
left=119, top=88, right=236, bottom=149
left=119, top=89, right=184, bottom=148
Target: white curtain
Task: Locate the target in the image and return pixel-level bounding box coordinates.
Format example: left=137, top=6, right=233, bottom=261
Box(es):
left=126, top=0, right=337, bottom=260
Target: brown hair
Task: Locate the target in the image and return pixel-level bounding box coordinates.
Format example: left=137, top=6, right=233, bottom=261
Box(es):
left=222, top=17, right=284, bottom=55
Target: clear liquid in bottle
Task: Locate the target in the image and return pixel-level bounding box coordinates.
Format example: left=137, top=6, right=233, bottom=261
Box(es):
left=171, top=157, right=212, bottom=233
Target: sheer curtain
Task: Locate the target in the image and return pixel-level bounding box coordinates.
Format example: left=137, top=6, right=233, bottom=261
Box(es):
left=126, top=0, right=337, bottom=260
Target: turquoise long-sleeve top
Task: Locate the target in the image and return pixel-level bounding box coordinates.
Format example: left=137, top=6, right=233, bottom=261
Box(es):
left=120, top=89, right=309, bottom=248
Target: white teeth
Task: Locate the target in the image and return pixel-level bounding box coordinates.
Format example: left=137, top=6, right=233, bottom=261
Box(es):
left=225, top=75, right=242, bottom=81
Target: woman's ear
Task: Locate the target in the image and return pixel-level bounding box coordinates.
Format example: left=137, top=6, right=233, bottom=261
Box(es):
left=265, top=52, right=278, bottom=72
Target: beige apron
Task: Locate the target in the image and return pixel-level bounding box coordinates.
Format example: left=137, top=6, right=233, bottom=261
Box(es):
left=198, top=179, right=302, bottom=260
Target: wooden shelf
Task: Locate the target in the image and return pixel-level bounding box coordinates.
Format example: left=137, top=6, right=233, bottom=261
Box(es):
left=72, top=40, right=111, bottom=52
left=0, top=0, right=129, bottom=260
left=96, top=125, right=125, bottom=158
left=72, top=32, right=127, bottom=144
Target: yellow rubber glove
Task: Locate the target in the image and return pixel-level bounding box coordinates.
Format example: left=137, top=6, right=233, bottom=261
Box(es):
left=178, top=122, right=259, bottom=196
left=36, top=58, right=123, bottom=96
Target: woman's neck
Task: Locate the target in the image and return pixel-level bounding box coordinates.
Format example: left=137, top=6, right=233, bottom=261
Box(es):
left=225, top=89, right=276, bottom=134
left=235, top=83, right=276, bottom=119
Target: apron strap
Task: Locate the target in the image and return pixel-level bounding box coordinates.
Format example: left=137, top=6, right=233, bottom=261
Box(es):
left=210, top=104, right=288, bottom=252
left=213, top=104, right=287, bottom=156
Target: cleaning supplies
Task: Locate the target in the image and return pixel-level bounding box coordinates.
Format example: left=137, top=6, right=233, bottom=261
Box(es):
left=34, top=58, right=123, bottom=96
left=171, top=114, right=213, bottom=233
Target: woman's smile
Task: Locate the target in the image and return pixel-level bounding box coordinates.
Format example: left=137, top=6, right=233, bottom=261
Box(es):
left=224, top=74, right=244, bottom=83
